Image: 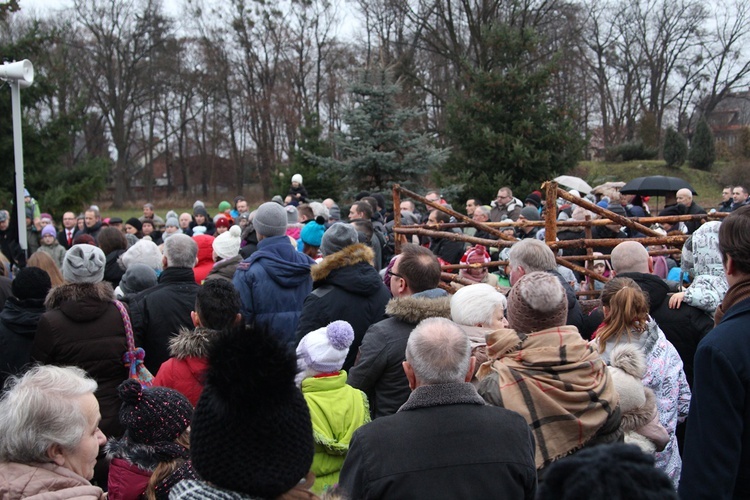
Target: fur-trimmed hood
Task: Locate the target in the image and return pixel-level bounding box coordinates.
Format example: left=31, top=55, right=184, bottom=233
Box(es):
left=105, top=438, right=189, bottom=472
left=168, top=327, right=221, bottom=359
left=311, top=243, right=374, bottom=282
left=385, top=293, right=452, bottom=325
left=44, top=281, right=116, bottom=322
left=45, top=281, right=115, bottom=309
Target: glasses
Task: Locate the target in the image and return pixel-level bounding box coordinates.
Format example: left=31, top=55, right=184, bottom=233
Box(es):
left=497, top=194, right=510, bottom=200
left=388, top=269, right=404, bottom=279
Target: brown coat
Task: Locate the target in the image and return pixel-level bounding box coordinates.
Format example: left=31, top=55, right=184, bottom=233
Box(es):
left=0, top=462, right=105, bottom=499
left=31, top=282, right=129, bottom=438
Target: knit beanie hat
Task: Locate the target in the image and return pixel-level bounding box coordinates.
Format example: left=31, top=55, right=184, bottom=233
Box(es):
left=297, top=321, right=355, bottom=374
left=461, top=244, right=490, bottom=265
left=309, top=202, right=329, bottom=221
left=507, top=271, right=567, bottom=333
left=525, top=193, right=542, bottom=208
left=328, top=204, right=341, bottom=220
left=117, top=379, right=193, bottom=445
left=120, top=239, right=163, bottom=272
left=537, top=444, right=677, bottom=500
left=607, top=204, right=627, bottom=218
left=25, top=207, right=33, bottom=220
left=320, top=223, right=358, bottom=257
left=190, top=325, right=314, bottom=498
left=291, top=173, right=303, bottom=184
left=271, top=195, right=285, bottom=206
left=285, top=205, right=298, bottom=225
left=218, top=201, right=232, bottom=212
left=12, top=266, right=51, bottom=301
left=41, top=225, right=56, bottom=238
left=213, top=225, right=242, bottom=259
left=118, top=263, right=158, bottom=295
left=215, top=216, right=231, bottom=229
left=193, top=200, right=205, bottom=210
left=519, top=206, right=541, bottom=221
left=300, top=217, right=326, bottom=247
left=125, top=217, right=142, bottom=232
left=165, top=217, right=179, bottom=228
left=254, top=202, right=288, bottom=237
left=165, top=210, right=178, bottom=221
left=63, top=244, right=106, bottom=284
left=193, top=206, right=209, bottom=218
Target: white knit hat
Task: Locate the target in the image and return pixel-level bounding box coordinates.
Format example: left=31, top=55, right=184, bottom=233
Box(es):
left=213, top=225, right=242, bottom=260
left=296, top=321, right=354, bottom=374
left=291, top=174, right=303, bottom=184
left=120, top=239, right=164, bottom=272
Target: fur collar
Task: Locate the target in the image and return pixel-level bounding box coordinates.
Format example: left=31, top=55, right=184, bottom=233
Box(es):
left=400, top=382, right=486, bottom=412
left=45, top=281, right=115, bottom=310
left=386, top=295, right=452, bottom=324
left=168, top=327, right=220, bottom=359
left=311, top=244, right=374, bottom=282
left=104, top=438, right=189, bottom=471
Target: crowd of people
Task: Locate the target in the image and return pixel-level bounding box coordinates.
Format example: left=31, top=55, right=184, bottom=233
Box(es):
left=0, top=173, right=748, bottom=499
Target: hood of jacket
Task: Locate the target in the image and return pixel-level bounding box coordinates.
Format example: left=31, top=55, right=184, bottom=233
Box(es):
left=617, top=272, right=669, bottom=312
left=311, top=244, right=382, bottom=296
left=194, top=234, right=215, bottom=266
left=45, top=281, right=115, bottom=322
left=0, top=297, right=46, bottom=338
left=385, top=291, right=452, bottom=325
left=169, top=326, right=220, bottom=359
left=682, top=221, right=723, bottom=278
left=248, top=235, right=314, bottom=287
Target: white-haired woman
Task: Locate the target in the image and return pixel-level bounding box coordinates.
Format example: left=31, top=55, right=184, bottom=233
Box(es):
left=0, top=365, right=107, bottom=498
left=450, top=283, right=508, bottom=373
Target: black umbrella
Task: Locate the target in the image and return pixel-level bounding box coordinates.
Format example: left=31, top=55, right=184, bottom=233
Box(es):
left=619, top=176, right=697, bottom=196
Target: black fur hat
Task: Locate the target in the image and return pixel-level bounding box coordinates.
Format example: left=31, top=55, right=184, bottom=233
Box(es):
left=189, top=325, right=314, bottom=498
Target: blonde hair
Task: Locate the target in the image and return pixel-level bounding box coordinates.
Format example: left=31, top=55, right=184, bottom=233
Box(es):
left=597, top=277, right=650, bottom=353
left=27, top=252, right=65, bottom=288
left=144, top=430, right=191, bottom=500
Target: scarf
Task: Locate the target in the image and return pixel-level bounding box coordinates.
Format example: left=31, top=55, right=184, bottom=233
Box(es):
left=476, top=326, right=618, bottom=469
left=714, top=276, right=750, bottom=325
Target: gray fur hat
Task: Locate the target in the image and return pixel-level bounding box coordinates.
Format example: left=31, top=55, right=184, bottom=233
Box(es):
left=63, top=244, right=106, bottom=283
left=254, top=202, right=288, bottom=237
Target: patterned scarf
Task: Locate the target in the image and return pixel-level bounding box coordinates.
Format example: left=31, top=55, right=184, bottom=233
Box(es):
left=714, top=276, right=750, bottom=325
left=476, top=326, right=619, bottom=469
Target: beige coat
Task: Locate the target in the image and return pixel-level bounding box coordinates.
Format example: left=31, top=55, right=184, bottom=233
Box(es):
left=0, top=462, right=105, bottom=499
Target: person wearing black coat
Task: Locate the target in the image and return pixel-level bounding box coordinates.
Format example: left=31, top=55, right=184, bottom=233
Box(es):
left=295, top=243, right=390, bottom=372
left=340, top=318, right=537, bottom=499
left=0, top=267, right=51, bottom=389
left=129, top=234, right=200, bottom=374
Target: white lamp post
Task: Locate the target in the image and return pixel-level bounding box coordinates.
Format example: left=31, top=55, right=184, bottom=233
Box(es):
left=1, top=59, right=34, bottom=253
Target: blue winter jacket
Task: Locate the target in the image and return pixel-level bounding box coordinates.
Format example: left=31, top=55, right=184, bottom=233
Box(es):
left=233, top=235, right=314, bottom=345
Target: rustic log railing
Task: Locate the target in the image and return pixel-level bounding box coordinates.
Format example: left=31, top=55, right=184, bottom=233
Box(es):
left=391, top=182, right=727, bottom=295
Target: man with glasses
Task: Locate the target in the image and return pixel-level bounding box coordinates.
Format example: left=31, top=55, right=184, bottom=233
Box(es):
left=490, top=187, right=522, bottom=222
left=57, top=212, right=79, bottom=250
left=348, top=244, right=450, bottom=419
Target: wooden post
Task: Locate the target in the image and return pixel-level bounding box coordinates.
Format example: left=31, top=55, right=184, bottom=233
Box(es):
left=393, top=184, right=402, bottom=255
left=545, top=181, right=558, bottom=244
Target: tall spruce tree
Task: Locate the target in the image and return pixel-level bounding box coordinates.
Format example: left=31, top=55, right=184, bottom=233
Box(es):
left=663, top=127, right=688, bottom=167
left=688, top=119, right=716, bottom=170
left=443, top=26, right=584, bottom=202
left=307, top=68, right=448, bottom=196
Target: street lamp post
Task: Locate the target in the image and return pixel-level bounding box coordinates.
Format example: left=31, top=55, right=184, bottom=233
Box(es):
left=1, top=59, right=34, bottom=254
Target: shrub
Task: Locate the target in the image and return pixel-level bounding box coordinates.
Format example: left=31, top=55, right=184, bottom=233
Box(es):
left=663, top=127, right=688, bottom=168
left=605, top=141, right=658, bottom=162
left=688, top=119, right=716, bottom=171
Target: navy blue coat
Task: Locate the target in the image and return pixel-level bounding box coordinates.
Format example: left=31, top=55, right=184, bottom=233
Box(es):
left=233, top=235, right=314, bottom=345
left=679, top=296, right=750, bottom=499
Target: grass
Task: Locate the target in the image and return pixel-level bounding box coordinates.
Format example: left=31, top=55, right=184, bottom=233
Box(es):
left=569, top=160, right=725, bottom=209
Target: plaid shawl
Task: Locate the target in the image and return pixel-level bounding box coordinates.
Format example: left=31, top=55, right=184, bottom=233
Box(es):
left=476, top=326, right=618, bottom=469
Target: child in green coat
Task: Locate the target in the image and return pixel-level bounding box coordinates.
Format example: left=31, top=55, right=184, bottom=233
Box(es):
left=296, top=321, right=370, bottom=494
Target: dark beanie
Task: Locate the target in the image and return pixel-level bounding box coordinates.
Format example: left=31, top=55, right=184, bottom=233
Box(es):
left=189, top=325, right=314, bottom=497
left=537, top=444, right=677, bottom=500
left=117, top=379, right=192, bottom=445
left=12, top=267, right=52, bottom=301
left=125, top=217, right=142, bottom=232
left=525, top=193, right=542, bottom=208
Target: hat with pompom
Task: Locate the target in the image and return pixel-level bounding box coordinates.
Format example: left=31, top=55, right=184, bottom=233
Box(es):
left=116, top=379, right=193, bottom=445
left=190, top=325, right=314, bottom=498
left=296, top=321, right=355, bottom=373
left=213, top=225, right=242, bottom=259
left=300, top=216, right=326, bottom=247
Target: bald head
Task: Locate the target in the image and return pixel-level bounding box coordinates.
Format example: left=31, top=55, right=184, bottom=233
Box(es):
left=676, top=189, right=693, bottom=207
left=405, top=318, right=472, bottom=385
left=610, top=241, right=650, bottom=274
